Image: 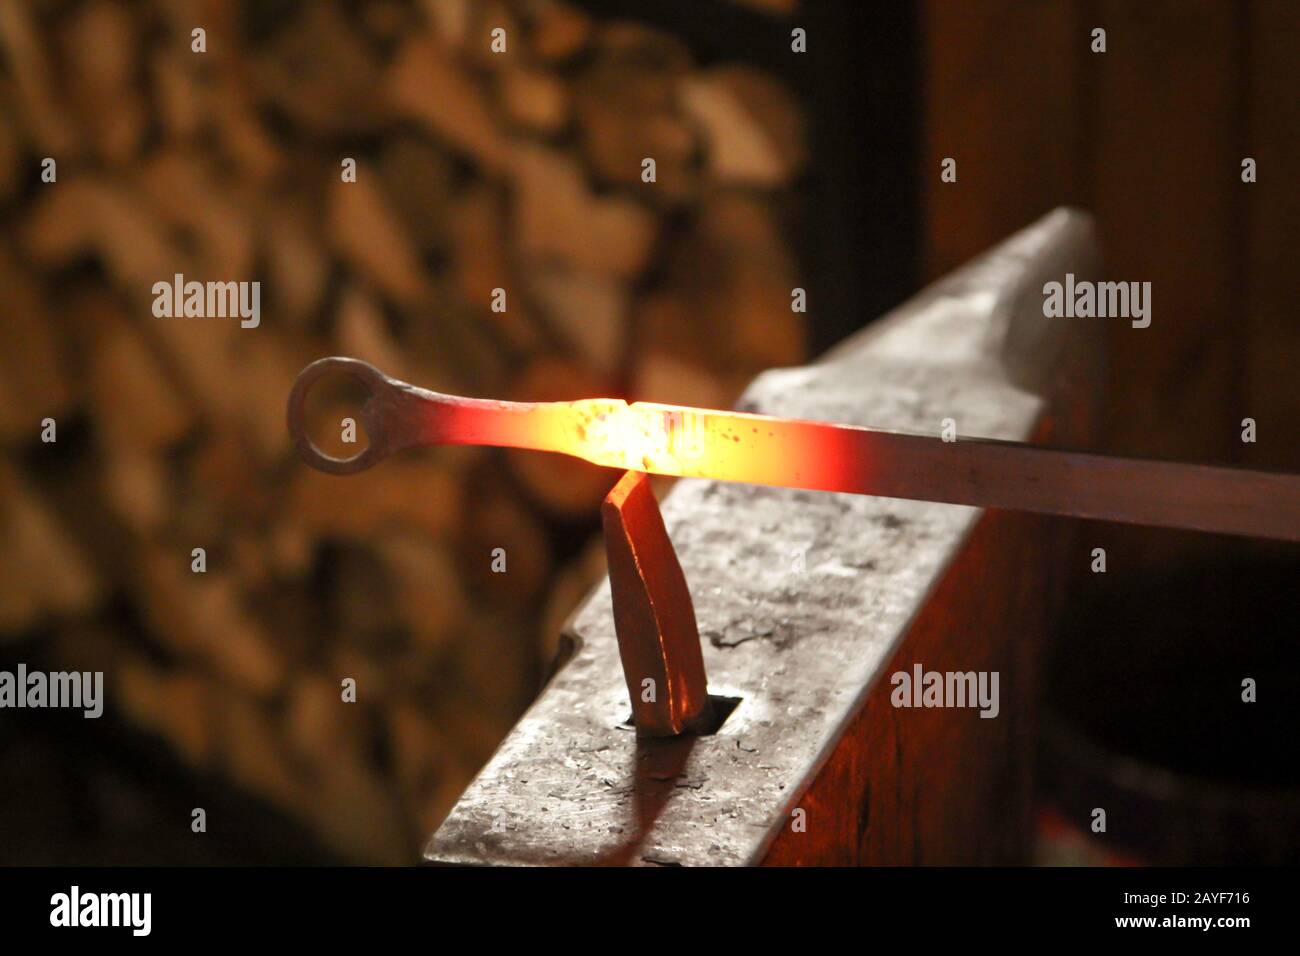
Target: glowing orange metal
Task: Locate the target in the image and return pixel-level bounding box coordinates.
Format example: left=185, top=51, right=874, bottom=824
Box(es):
left=602, top=470, right=713, bottom=737
left=288, top=357, right=1300, bottom=542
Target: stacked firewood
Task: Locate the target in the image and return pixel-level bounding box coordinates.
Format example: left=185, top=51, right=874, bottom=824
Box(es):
left=0, top=0, right=806, bottom=862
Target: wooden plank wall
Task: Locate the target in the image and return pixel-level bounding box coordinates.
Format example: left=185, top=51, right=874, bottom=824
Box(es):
left=922, top=0, right=1295, bottom=569
left=1089, top=0, right=1243, bottom=465
left=921, top=0, right=1085, bottom=278
left=1246, top=1, right=1300, bottom=473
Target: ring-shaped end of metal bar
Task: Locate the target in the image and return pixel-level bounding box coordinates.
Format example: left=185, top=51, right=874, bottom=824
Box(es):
left=286, top=356, right=390, bottom=475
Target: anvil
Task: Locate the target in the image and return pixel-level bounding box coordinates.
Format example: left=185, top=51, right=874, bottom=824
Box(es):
left=287, top=209, right=1296, bottom=864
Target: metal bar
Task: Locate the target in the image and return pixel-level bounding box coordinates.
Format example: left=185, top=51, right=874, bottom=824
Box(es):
left=288, top=357, right=1300, bottom=542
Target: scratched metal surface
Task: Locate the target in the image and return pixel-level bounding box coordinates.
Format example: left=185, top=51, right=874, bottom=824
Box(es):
left=425, top=208, right=1100, bottom=865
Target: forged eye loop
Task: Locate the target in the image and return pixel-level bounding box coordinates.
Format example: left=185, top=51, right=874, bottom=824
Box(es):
left=286, top=357, right=390, bottom=475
